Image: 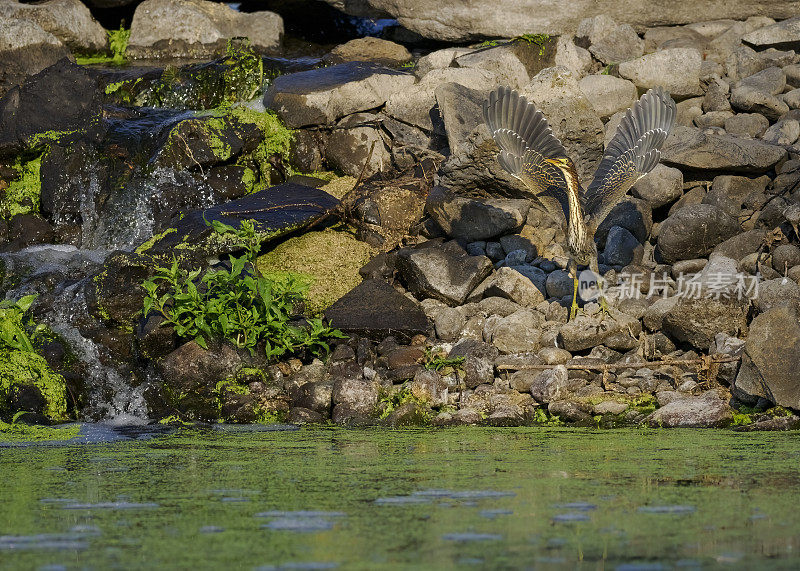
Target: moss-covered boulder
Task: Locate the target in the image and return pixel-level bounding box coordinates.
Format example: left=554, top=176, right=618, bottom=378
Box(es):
left=257, top=227, right=375, bottom=315
left=0, top=349, right=68, bottom=423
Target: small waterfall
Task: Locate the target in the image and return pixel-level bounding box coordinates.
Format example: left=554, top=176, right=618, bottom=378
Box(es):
left=46, top=281, right=149, bottom=424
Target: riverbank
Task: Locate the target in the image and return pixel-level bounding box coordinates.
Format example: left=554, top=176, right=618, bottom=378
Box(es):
left=2, top=1, right=800, bottom=430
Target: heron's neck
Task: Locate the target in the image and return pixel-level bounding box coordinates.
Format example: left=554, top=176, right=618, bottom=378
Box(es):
left=558, top=163, right=592, bottom=254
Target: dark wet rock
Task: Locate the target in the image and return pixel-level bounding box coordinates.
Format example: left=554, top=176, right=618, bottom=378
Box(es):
left=0, top=18, right=70, bottom=98
left=0, top=59, right=101, bottom=154
left=289, top=380, right=334, bottom=416
left=144, top=183, right=339, bottom=262
left=135, top=314, right=177, bottom=362
left=595, top=198, right=652, bottom=246
left=558, top=311, right=641, bottom=352
left=735, top=306, right=800, bottom=409
left=323, top=37, right=411, bottom=66
left=325, top=279, right=431, bottom=343
left=155, top=340, right=243, bottom=420
left=619, top=48, right=703, bottom=99
left=5, top=214, right=54, bottom=251
left=662, top=126, right=787, bottom=173
left=656, top=204, right=740, bottom=263
left=742, top=16, right=800, bottom=51
left=604, top=226, right=642, bottom=266
left=548, top=400, right=593, bottom=423
left=631, top=164, right=683, bottom=209
left=383, top=400, right=431, bottom=426
left=264, top=62, right=415, bottom=128
left=426, top=188, right=529, bottom=241
left=0, top=0, right=107, bottom=52
left=128, top=0, right=282, bottom=59
left=483, top=267, right=546, bottom=308
left=396, top=241, right=493, bottom=306
left=86, top=252, right=153, bottom=328
left=645, top=390, right=732, bottom=427
left=287, top=407, right=324, bottom=424
left=450, top=339, right=498, bottom=389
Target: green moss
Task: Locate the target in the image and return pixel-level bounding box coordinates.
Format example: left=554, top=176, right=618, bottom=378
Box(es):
left=0, top=420, right=79, bottom=442
left=514, top=33, right=550, bottom=55
left=532, top=407, right=565, bottom=426
left=76, top=25, right=129, bottom=67
left=0, top=350, right=68, bottom=422
left=254, top=407, right=287, bottom=424
left=256, top=227, right=375, bottom=315
left=2, top=155, right=42, bottom=218
left=134, top=228, right=177, bottom=255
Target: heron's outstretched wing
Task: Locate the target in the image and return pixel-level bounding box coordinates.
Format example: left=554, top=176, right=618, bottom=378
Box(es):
left=583, top=87, right=677, bottom=229
left=483, top=86, right=570, bottom=222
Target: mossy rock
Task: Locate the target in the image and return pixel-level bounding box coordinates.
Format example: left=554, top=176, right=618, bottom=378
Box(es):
left=257, top=227, right=376, bottom=315
left=0, top=350, right=68, bottom=422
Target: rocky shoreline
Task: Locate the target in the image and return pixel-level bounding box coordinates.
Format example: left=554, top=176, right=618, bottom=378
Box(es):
left=2, top=0, right=800, bottom=431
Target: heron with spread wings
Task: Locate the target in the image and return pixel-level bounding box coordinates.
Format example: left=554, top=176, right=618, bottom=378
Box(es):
left=483, top=86, right=677, bottom=319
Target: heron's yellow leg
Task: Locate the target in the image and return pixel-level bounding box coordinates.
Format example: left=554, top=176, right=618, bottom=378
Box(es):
left=570, top=277, right=580, bottom=320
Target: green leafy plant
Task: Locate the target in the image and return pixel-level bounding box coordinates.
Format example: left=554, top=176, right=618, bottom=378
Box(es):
left=423, top=348, right=465, bottom=373
left=0, top=295, right=45, bottom=353
left=142, top=219, right=346, bottom=359
left=76, top=25, right=130, bottom=66
left=514, top=33, right=550, bottom=55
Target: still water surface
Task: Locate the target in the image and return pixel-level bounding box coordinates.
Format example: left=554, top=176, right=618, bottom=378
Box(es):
left=1, top=426, right=799, bottom=569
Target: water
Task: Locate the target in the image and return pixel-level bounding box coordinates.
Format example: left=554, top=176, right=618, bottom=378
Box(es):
left=2, top=427, right=799, bottom=569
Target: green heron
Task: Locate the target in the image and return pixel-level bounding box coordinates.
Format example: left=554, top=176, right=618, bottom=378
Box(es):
left=483, top=86, right=677, bottom=319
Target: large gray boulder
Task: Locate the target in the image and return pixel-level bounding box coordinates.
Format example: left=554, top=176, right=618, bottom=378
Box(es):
left=322, top=0, right=800, bottom=43
left=396, top=241, right=494, bottom=306
left=426, top=188, right=529, bottom=241
left=578, top=75, right=638, bottom=121
left=662, top=126, right=788, bottom=173
left=0, top=18, right=69, bottom=98
left=645, top=390, right=732, bottom=427
left=128, top=0, right=283, bottom=58
left=264, top=62, right=415, bottom=128
left=734, top=306, right=800, bottom=409
left=0, top=0, right=106, bottom=51
left=618, top=48, right=703, bottom=99
left=742, top=16, right=800, bottom=51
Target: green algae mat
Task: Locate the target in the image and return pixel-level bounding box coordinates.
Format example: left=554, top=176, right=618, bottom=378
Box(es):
left=1, top=426, right=799, bottom=569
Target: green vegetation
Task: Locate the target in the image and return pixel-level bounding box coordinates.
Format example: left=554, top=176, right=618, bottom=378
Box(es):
left=76, top=25, right=130, bottom=66
left=423, top=348, right=465, bottom=373
left=0, top=419, right=79, bottom=442
left=142, top=219, right=346, bottom=360
left=0, top=295, right=69, bottom=422
left=532, top=407, right=565, bottom=426
left=378, top=385, right=430, bottom=421
left=1, top=155, right=42, bottom=218
left=514, top=33, right=551, bottom=55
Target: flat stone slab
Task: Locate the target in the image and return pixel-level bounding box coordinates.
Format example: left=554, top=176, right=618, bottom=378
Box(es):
left=143, top=182, right=339, bottom=259
left=743, top=16, right=800, bottom=51
left=662, top=126, right=787, bottom=173
left=264, top=61, right=415, bottom=128
left=324, top=279, right=431, bottom=342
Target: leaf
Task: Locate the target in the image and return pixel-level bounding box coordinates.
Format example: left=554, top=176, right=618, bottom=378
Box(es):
left=195, top=335, right=208, bottom=350
left=15, top=294, right=37, bottom=313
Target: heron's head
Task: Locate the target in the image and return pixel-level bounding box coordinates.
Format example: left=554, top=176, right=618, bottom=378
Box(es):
left=544, top=157, right=578, bottom=183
